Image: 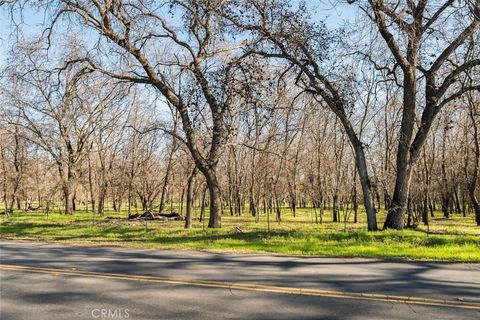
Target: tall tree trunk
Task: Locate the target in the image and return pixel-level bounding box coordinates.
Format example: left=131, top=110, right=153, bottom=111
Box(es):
left=72, top=191, right=77, bottom=212
left=440, top=120, right=451, bottom=218
left=422, top=195, right=429, bottom=226
left=206, top=172, right=222, bottom=228
left=159, top=141, right=176, bottom=213
left=467, top=92, right=480, bottom=226
left=384, top=72, right=417, bottom=230
left=180, top=187, right=185, bottom=216
left=60, top=164, right=75, bottom=215
left=332, top=194, right=338, bottom=222
left=384, top=166, right=413, bottom=229
left=352, top=142, right=378, bottom=231
left=98, top=185, right=107, bottom=215
left=1, top=147, right=8, bottom=214
left=199, top=187, right=207, bottom=223
left=87, top=155, right=96, bottom=214
left=63, top=184, right=74, bottom=215
left=352, top=171, right=358, bottom=224
left=185, top=167, right=197, bottom=229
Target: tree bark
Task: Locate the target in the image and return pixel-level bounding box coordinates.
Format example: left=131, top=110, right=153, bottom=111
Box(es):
left=467, top=91, right=480, bottom=226
left=63, top=185, right=74, bottom=215
left=206, top=173, right=222, bottom=228
left=199, top=187, right=207, bottom=223
left=185, top=167, right=197, bottom=229
left=159, top=140, right=176, bottom=213
left=383, top=72, right=417, bottom=230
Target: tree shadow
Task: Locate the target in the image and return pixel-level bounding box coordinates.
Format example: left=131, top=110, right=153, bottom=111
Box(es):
left=1, top=241, right=479, bottom=304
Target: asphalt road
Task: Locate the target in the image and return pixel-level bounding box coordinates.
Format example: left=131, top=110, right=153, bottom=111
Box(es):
left=0, top=241, right=479, bottom=319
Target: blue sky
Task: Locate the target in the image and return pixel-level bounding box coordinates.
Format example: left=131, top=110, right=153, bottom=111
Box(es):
left=0, top=1, right=358, bottom=68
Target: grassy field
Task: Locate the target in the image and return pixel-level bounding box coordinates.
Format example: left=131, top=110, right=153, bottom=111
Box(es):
left=1, top=205, right=479, bottom=262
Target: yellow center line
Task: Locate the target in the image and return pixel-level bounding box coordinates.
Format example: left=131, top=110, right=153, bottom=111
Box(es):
left=1, top=264, right=479, bottom=310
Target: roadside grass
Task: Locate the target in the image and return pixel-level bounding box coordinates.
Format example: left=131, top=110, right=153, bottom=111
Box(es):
left=1, top=206, right=479, bottom=262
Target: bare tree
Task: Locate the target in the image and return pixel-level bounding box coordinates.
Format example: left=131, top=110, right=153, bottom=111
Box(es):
left=353, top=0, right=480, bottom=229
left=220, top=0, right=379, bottom=230
left=11, top=0, right=271, bottom=227
left=3, top=50, right=125, bottom=214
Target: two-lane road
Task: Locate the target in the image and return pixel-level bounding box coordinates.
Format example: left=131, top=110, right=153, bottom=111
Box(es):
left=1, top=241, right=479, bottom=319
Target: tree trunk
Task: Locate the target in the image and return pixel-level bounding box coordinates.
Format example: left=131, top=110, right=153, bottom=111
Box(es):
left=466, top=92, right=480, bottom=226
left=1, top=147, right=11, bottom=215
left=470, top=192, right=480, bottom=227
left=159, top=145, right=176, bottom=213
left=383, top=165, right=412, bottom=230
left=72, top=192, right=77, bottom=212
left=199, top=187, right=207, bottom=223
left=332, top=194, right=338, bottom=222
left=98, top=186, right=107, bottom=215
left=63, top=184, right=74, bottom=215
left=383, top=69, right=418, bottom=230
left=422, top=195, right=429, bottom=226
left=206, top=173, right=222, bottom=228
left=87, top=155, right=96, bottom=214
left=184, top=167, right=197, bottom=229
left=353, top=143, right=378, bottom=231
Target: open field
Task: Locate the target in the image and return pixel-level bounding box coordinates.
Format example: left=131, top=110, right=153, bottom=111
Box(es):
left=1, top=206, right=479, bottom=262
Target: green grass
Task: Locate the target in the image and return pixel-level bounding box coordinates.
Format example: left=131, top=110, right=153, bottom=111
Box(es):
left=1, top=206, right=479, bottom=262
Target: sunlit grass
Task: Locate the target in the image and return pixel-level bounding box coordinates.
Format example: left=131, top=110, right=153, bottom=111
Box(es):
left=1, top=205, right=479, bottom=262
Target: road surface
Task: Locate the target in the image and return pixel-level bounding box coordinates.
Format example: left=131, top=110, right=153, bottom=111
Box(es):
left=1, top=241, right=479, bottom=319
